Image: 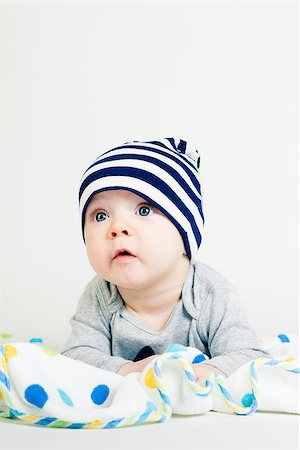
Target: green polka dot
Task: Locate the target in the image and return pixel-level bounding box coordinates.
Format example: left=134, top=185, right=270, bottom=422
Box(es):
left=41, top=347, right=57, bottom=357
left=0, top=334, right=13, bottom=340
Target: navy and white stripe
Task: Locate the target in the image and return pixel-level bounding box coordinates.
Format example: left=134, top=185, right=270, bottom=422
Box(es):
left=79, top=137, right=204, bottom=261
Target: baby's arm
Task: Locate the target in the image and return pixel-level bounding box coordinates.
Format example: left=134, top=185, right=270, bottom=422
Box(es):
left=61, top=315, right=132, bottom=373
left=196, top=278, right=270, bottom=377
left=61, top=278, right=131, bottom=373
left=117, top=355, right=157, bottom=376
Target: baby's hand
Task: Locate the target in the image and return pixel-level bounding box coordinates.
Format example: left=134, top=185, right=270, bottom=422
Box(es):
left=117, top=355, right=157, bottom=376
left=192, top=363, right=227, bottom=385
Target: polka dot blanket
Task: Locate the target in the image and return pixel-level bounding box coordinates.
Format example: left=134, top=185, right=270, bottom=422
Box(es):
left=0, top=333, right=298, bottom=429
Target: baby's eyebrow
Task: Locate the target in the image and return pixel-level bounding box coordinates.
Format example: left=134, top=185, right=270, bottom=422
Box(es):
left=87, top=200, right=105, bottom=210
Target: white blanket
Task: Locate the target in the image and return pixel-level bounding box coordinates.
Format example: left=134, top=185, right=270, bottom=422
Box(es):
left=0, top=333, right=298, bottom=429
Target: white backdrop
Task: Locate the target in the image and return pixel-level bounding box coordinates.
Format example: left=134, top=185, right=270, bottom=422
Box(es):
left=0, top=0, right=298, bottom=347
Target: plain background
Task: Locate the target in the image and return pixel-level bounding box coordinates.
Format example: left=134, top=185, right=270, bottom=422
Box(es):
left=0, top=0, right=298, bottom=348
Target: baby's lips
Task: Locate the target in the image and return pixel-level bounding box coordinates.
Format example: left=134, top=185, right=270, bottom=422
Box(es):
left=113, top=248, right=136, bottom=259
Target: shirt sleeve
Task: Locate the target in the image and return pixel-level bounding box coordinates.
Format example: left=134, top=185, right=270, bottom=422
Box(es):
left=196, top=278, right=270, bottom=376
left=61, top=278, right=133, bottom=373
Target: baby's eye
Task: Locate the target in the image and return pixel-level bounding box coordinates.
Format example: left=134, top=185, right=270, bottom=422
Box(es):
left=94, top=211, right=109, bottom=222
left=137, top=204, right=154, bottom=217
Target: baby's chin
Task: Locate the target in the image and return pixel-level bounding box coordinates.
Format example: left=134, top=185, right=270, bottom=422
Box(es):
left=112, top=274, right=151, bottom=292
left=109, top=269, right=157, bottom=292
left=96, top=263, right=142, bottom=285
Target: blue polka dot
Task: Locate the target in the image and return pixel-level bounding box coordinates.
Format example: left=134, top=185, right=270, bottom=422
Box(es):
left=29, top=338, right=43, bottom=344
left=58, top=388, right=73, bottom=407
left=278, top=334, right=290, bottom=343
left=24, top=384, right=48, bottom=408
left=90, top=384, right=110, bottom=405
left=242, top=392, right=255, bottom=407
left=192, top=354, right=206, bottom=364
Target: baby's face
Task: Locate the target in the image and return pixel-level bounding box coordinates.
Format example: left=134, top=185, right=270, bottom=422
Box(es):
left=84, top=189, right=188, bottom=289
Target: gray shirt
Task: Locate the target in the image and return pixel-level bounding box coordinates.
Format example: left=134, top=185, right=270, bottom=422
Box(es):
left=61, top=261, right=269, bottom=376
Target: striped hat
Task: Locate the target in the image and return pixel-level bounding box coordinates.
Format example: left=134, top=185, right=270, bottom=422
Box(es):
left=79, top=137, right=204, bottom=262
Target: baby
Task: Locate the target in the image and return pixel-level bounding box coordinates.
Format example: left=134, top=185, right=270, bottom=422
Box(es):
left=61, top=137, right=269, bottom=384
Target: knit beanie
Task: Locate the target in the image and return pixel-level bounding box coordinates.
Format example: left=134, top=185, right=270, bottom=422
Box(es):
left=79, top=137, right=204, bottom=262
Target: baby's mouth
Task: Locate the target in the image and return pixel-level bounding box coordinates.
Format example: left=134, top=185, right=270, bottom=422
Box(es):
left=113, top=249, right=136, bottom=261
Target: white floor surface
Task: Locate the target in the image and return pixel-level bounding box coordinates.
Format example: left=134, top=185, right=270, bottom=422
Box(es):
left=1, top=411, right=299, bottom=450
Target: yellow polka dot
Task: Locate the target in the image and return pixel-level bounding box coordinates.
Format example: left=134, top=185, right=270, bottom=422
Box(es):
left=4, top=345, right=17, bottom=363
left=0, top=389, right=3, bottom=400
left=285, top=357, right=295, bottom=362
left=144, top=367, right=156, bottom=389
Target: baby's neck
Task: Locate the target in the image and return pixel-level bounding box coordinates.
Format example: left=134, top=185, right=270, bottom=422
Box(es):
left=122, top=284, right=183, bottom=315
left=123, top=286, right=184, bottom=332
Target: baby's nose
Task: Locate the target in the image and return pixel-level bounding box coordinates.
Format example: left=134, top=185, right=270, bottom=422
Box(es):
left=110, top=228, right=129, bottom=238
left=109, top=217, right=131, bottom=237
left=108, top=212, right=133, bottom=238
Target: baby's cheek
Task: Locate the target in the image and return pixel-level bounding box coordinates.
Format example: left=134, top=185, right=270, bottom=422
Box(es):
left=86, top=246, right=106, bottom=274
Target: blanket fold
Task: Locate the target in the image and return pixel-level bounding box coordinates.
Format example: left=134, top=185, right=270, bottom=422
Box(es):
left=0, top=333, right=298, bottom=429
